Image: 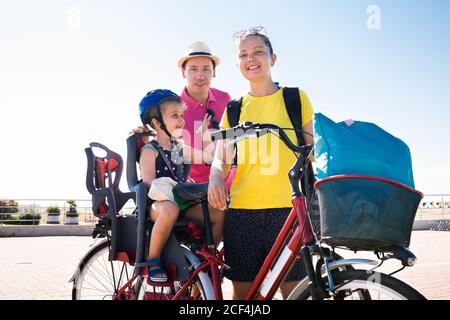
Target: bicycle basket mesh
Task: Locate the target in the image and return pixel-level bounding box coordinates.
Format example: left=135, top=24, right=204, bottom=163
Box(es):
left=316, top=176, right=422, bottom=251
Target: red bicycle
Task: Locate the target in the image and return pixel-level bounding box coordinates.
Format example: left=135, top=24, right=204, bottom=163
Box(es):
left=71, top=122, right=426, bottom=300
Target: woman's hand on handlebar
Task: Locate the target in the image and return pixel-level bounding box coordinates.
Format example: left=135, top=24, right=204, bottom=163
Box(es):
left=208, top=169, right=228, bottom=210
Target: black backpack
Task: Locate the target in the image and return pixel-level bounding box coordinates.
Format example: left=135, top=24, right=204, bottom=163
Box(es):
left=226, top=87, right=320, bottom=235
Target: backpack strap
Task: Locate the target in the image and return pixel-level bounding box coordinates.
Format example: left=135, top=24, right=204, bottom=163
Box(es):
left=226, top=88, right=306, bottom=166
left=226, top=98, right=243, bottom=166
left=282, top=87, right=304, bottom=146
left=282, top=87, right=317, bottom=205
left=226, top=97, right=243, bottom=128
left=227, top=88, right=303, bottom=142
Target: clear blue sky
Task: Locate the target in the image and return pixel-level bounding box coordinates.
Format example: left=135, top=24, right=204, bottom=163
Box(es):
left=1, top=0, right=449, bottom=200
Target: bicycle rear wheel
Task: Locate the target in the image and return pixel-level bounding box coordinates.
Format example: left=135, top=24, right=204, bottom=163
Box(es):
left=72, top=240, right=215, bottom=300
left=289, top=269, right=426, bottom=300
left=72, top=239, right=140, bottom=300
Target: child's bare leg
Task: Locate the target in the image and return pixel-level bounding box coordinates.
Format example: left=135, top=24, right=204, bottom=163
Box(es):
left=185, top=204, right=224, bottom=247
left=148, top=200, right=180, bottom=260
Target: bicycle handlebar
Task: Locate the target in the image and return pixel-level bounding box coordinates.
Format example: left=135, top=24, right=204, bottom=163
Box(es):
left=211, top=122, right=313, bottom=155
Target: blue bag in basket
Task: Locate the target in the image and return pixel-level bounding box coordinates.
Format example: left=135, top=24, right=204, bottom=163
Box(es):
left=313, top=113, right=415, bottom=188
left=313, top=113, right=422, bottom=250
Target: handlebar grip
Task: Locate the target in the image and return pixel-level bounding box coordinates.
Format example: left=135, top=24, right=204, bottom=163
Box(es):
left=211, top=122, right=256, bottom=142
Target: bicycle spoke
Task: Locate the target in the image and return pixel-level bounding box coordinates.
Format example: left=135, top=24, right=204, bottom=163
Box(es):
left=74, top=242, right=137, bottom=300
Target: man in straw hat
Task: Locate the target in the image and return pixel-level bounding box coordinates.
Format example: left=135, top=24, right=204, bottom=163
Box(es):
left=133, top=41, right=230, bottom=183
left=178, top=41, right=230, bottom=182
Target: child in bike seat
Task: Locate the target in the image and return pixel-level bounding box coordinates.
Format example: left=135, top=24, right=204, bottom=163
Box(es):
left=138, top=89, right=225, bottom=283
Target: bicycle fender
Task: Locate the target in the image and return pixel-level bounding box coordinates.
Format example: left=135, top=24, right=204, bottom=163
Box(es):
left=320, top=258, right=378, bottom=273
left=68, top=238, right=107, bottom=283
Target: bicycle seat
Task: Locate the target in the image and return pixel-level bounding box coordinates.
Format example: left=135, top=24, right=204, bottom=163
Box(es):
left=173, top=183, right=208, bottom=201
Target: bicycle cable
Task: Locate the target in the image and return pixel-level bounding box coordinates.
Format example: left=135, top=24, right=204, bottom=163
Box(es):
left=279, top=127, right=314, bottom=138
left=389, top=266, right=406, bottom=277
left=266, top=130, right=327, bottom=262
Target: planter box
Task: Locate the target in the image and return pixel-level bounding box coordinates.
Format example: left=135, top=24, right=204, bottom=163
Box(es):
left=46, top=214, right=60, bottom=224
left=65, top=216, right=79, bottom=225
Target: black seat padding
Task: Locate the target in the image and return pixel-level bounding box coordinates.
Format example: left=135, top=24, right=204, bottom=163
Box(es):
left=173, top=182, right=208, bottom=201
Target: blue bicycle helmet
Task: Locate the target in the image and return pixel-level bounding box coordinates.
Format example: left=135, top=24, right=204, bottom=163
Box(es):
left=139, top=89, right=180, bottom=139
left=139, top=89, right=179, bottom=124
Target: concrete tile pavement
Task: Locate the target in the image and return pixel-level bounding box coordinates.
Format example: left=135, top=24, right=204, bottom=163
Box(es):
left=0, top=231, right=449, bottom=300
left=335, top=230, right=450, bottom=300
left=0, top=237, right=92, bottom=300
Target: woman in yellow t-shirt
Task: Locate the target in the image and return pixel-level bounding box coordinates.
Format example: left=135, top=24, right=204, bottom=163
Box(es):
left=208, top=26, right=315, bottom=300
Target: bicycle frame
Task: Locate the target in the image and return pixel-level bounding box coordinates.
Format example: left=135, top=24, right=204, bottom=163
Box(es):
left=111, top=246, right=224, bottom=300
left=172, top=248, right=225, bottom=300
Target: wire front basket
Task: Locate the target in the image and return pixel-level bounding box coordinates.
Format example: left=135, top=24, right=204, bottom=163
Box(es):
left=315, top=175, right=423, bottom=251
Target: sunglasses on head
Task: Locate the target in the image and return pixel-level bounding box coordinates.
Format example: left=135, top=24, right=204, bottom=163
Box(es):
left=233, top=26, right=267, bottom=41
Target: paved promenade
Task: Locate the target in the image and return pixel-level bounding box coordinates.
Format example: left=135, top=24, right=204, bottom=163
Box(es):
left=0, top=231, right=449, bottom=300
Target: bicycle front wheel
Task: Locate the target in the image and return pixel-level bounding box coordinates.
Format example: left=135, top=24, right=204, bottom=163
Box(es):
left=289, top=269, right=426, bottom=300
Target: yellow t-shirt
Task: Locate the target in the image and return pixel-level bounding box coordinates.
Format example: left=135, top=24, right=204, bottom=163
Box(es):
left=220, top=88, right=313, bottom=209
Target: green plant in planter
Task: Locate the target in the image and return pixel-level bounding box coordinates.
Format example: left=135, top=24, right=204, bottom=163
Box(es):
left=64, top=200, right=78, bottom=224
left=66, top=200, right=78, bottom=216
left=46, top=205, right=61, bottom=224
left=1, top=215, right=20, bottom=225
left=20, top=209, right=41, bottom=225
left=65, top=200, right=79, bottom=225
left=47, top=205, right=61, bottom=214
left=0, top=200, right=19, bottom=220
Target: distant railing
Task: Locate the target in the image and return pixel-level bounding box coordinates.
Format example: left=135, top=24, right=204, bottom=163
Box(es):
left=1, top=195, right=449, bottom=226
left=419, top=194, right=450, bottom=208
left=0, top=198, right=135, bottom=225
left=416, top=194, right=450, bottom=220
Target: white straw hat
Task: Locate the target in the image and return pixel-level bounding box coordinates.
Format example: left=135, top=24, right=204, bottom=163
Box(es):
left=178, top=41, right=221, bottom=68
